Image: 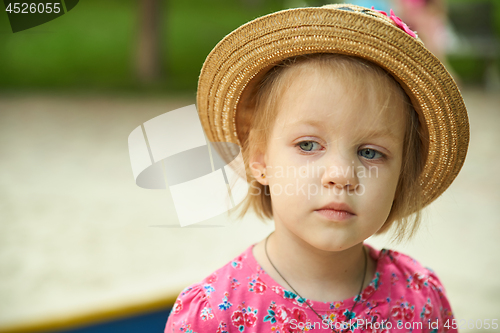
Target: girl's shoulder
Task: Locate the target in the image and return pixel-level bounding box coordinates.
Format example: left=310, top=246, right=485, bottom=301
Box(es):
left=372, top=246, right=455, bottom=323
left=376, top=246, right=446, bottom=291
left=194, top=244, right=260, bottom=296
left=165, top=245, right=261, bottom=333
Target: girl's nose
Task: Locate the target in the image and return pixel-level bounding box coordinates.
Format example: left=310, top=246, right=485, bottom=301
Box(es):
left=320, top=161, right=360, bottom=191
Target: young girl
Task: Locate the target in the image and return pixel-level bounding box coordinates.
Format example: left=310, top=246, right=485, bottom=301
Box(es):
left=165, top=4, right=469, bottom=332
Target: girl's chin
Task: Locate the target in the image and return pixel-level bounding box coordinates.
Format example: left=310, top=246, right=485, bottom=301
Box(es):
left=298, top=234, right=359, bottom=253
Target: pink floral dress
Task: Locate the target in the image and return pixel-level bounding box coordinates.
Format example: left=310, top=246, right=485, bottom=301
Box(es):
left=164, top=244, right=457, bottom=332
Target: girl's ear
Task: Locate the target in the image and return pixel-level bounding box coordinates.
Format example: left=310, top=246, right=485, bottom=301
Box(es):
left=249, top=149, right=269, bottom=186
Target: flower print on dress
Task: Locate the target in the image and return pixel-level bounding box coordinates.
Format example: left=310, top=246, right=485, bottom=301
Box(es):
left=264, top=301, right=277, bottom=324
left=218, top=292, right=233, bottom=311
left=231, top=303, right=258, bottom=332
left=263, top=301, right=310, bottom=333
left=440, top=306, right=455, bottom=326
left=383, top=249, right=400, bottom=264
left=200, top=306, right=215, bottom=321
left=356, top=283, right=376, bottom=302
left=323, top=312, right=343, bottom=331
left=364, top=299, right=380, bottom=311
left=329, top=301, right=344, bottom=310
left=322, top=309, right=357, bottom=333
left=248, top=275, right=267, bottom=294
left=357, top=319, right=390, bottom=333
left=203, top=284, right=215, bottom=295
left=229, top=276, right=240, bottom=290
left=216, top=321, right=229, bottom=333
left=372, top=271, right=381, bottom=288
left=256, top=265, right=265, bottom=274
left=172, top=298, right=183, bottom=315
left=180, top=286, right=193, bottom=296
left=407, top=272, right=429, bottom=290
left=390, top=299, right=415, bottom=324
left=420, top=298, right=433, bottom=321
left=431, top=285, right=446, bottom=299
left=281, top=307, right=309, bottom=333
left=199, top=284, right=215, bottom=302
left=263, top=301, right=278, bottom=324
left=427, top=273, right=446, bottom=299
left=206, top=273, right=218, bottom=284
left=343, top=308, right=357, bottom=321
left=271, top=286, right=310, bottom=307
left=425, top=266, right=436, bottom=275
left=177, top=320, right=197, bottom=333
left=329, top=309, right=348, bottom=326
left=358, top=306, right=391, bottom=333
left=390, top=272, right=399, bottom=285
left=357, top=273, right=381, bottom=302
left=231, top=254, right=246, bottom=269
left=272, top=285, right=286, bottom=298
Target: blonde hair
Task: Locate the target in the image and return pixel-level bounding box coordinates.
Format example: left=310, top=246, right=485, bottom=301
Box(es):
left=234, top=54, right=426, bottom=243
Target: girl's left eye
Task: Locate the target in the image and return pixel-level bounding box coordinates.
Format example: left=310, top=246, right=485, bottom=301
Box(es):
left=358, top=148, right=384, bottom=160
left=296, top=141, right=322, bottom=153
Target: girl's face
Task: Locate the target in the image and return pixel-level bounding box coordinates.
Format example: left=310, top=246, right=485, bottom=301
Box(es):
left=252, top=66, right=406, bottom=252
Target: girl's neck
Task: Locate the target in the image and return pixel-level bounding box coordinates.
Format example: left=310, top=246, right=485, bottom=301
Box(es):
left=252, top=230, right=377, bottom=303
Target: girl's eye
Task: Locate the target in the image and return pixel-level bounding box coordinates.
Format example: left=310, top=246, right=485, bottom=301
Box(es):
left=358, top=148, right=383, bottom=160
left=296, top=141, right=322, bottom=153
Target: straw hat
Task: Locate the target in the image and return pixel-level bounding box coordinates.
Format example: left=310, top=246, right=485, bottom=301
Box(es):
left=196, top=4, right=469, bottom=208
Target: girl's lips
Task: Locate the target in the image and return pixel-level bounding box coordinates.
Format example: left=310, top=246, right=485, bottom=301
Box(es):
left=317, top=201, right=355, bottom=214
left=315, top=209, right=355, bottom=222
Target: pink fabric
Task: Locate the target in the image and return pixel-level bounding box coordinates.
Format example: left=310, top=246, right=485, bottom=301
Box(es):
left=164, top=244, right=457, bottom=332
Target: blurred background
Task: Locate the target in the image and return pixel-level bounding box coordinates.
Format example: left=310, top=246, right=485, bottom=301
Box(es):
left=1, top=0, right=499, bottom=332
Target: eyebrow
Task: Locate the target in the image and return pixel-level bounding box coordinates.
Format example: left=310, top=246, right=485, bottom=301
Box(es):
left=287, top=119, right=326, bottom=128
left=360, top=129, right=399, bottom=140
left=288, top=119, right=399, bottom=140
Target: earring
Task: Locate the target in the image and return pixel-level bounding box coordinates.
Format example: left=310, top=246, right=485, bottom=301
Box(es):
left=261, top=173, right=266, bottom=179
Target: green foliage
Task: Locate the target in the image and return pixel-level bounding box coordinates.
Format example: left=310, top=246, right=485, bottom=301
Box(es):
left=444, top=0, right=500, bottom=86
left=0, top=1, right=137, bottom=89
left=0, top=0, right=284, bottom=91
left=167, top=0, right=285, bottom=91
left=0, top=0, right=498, bottom=90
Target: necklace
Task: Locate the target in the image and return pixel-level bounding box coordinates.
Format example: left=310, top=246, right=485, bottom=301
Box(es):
left=264, top=234, right=367, bottom=333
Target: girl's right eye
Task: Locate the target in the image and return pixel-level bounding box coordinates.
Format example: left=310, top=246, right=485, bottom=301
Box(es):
left=295, top=141, right=323, bottom=153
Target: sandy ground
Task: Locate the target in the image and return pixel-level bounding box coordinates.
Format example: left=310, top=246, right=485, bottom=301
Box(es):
left=0, top=90, right=499, bottom=331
